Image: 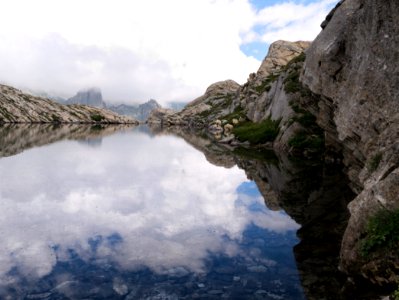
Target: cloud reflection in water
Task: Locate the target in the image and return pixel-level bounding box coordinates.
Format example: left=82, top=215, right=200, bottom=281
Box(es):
left=0, top=128, right=299, bottom=285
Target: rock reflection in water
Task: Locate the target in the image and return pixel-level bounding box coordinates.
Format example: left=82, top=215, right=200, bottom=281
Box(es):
left=153, top=126, right=355, bottom=300
left=0, top=124, right=303, bottom=299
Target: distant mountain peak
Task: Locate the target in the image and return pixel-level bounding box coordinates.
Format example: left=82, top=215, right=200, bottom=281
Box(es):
left=66, top=87, right=106, bottom=108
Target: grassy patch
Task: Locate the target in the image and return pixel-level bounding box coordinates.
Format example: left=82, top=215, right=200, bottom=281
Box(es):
left=360, top=209, right=399, bottom=257
left=233, top=117, right=280, bottom=144
left=90, top=114, right=105, bottom=122
left=368, top=152, right=383, bottom=172
left=288, top=132, right=324, bottom=152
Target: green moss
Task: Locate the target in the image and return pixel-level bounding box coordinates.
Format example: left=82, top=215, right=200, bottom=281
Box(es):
left=368, top=152, right=383, bottom=172
left=90, top=114, right=105, bottom=122
left=360, top=209, right=399, bottom=257
left=233, top=117, right=280, bottom=144
left=288, top=132, right=324, bottom=152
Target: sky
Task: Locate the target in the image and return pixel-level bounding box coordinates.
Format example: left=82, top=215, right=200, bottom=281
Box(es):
left=0, top=0, right=338, bottom=105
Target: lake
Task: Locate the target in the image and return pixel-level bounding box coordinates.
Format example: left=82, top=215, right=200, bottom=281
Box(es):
left=0, top=124, right=354, bottom=299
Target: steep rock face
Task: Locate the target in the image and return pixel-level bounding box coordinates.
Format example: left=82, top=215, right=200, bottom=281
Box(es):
left=302, top=0, right=399, bottom=284
left=0, top=84, right=138, bottom=124
left=239, top=40, right=310, bottom=122
left=66, top=88, right=106, bottom=108
left=108, top=99, right=161, bottom=122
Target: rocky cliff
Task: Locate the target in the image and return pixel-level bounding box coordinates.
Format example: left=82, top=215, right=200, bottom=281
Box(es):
left=302, top=0, right=399, bottom=287
left=66, top=87, right=106, bottom=108
left=0, top=84, right=138, bottom=124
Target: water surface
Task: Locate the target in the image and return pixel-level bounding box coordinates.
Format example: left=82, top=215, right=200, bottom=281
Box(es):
left=0, top=125, right=305, bottom=299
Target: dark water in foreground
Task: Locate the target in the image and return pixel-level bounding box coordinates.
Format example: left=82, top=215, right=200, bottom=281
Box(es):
left=0, top=125, right=354, bottom=299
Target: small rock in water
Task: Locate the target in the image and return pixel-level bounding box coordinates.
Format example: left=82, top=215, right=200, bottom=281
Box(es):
left=167, top=266, right=189, bottom=278
left=26, top=293, right=52, bottom=299
left=197, top=283, right=205, bottom=288
left=233, top=276, right=241, bottom=282
left=208, top=290, right=223, bottom=295
left=113, top=278, right=128, bottom=295
left=247, top=265, right=268, bottom=273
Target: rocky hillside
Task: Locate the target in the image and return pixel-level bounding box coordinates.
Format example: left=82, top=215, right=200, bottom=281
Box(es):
left=148, top=40, right=321, bottom=156
left=108, top=99, right=161, bottom=122
left=0, top=84, right=138, bottom=124
left=148, top=0, right=399, bottom=292
left=66, top=87, right=106, bottom=108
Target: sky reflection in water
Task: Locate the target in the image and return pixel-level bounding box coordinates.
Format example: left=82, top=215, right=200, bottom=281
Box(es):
left=0, top=127, right=303, bottom=299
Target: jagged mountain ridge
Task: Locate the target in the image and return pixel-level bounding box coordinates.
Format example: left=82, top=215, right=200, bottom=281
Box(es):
left=108, top=99, right=161, bottom=122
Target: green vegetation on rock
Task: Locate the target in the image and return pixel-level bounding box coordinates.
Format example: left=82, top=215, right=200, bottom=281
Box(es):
left=233, top=117, right=280, bottom=144
left=51, top=114, right=61, bottom=123
left=90, top=114, right=105, bottom=122
left=360, top=209, right=399, bottom=257
left=288, top=132, right=324, bottom=152
left=368, top=152, right=383, bottom=172
left=286, top=52, right=306, bottom=67
left=255, top=74, right=279, bottom=94
left=221, top=106, right=246, bottom=123
left=394, top=285, right=399, bottom=300
left=284, top=68, right=302, bottom=94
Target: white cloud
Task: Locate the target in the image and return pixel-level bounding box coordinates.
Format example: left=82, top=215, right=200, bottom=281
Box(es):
left=0, top=0, right=337, bottom=105
left=243, top=0, right=338, bottom=44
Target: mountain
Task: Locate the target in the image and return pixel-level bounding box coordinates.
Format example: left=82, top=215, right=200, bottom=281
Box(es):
left=148, top=0, right=399, bottom=292
left=0, top=84, right=138, bottom=124
left=108, top=99, right=161, bottom=122
left=66, top=87, right=106, bottom=108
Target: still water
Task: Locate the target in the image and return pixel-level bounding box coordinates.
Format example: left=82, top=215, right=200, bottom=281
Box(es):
left=0, top=125, right=307, bottom=299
